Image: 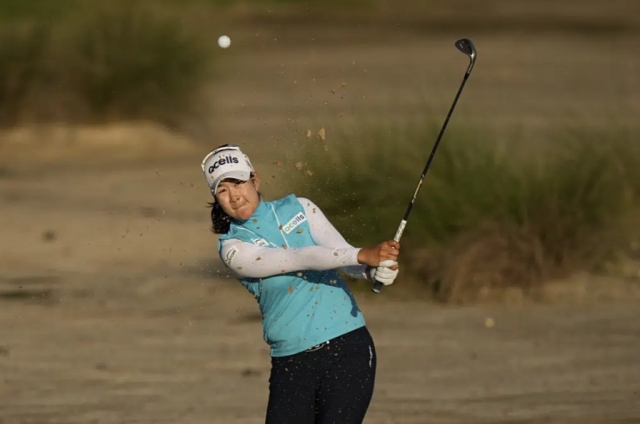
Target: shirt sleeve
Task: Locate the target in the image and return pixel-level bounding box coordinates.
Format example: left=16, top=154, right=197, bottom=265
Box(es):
left=219, top=238, right=362, bottom=279
left=298, top=197, right=371, bottom=281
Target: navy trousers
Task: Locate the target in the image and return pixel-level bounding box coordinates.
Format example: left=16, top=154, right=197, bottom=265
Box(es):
left=265, top=326, right=377, bottom=424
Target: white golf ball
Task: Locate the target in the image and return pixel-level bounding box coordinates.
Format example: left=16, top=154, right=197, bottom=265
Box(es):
left=218, top=35, right=231, bottom=49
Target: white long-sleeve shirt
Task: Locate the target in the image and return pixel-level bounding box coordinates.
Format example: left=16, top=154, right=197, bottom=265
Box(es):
left=219, top=198, right=370, bottom=280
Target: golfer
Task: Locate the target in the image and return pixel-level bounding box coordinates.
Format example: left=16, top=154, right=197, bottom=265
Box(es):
left=201, top=144, right=400, bottom=424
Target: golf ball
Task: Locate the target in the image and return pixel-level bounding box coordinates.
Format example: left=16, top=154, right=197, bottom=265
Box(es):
left=218, top=35, right=231, bottom=49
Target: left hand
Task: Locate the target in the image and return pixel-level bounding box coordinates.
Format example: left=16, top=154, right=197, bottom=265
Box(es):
left=370, top=259, right=399, bottom=286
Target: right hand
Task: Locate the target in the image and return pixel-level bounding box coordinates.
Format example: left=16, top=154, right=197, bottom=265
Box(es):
left=357, top=240, right=400, bottom=267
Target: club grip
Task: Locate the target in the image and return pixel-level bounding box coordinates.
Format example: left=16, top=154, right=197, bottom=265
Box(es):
left=372, top=280, right=383, bottom=294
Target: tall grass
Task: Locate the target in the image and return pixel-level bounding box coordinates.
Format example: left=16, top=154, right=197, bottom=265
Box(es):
left=60, top=2, right=210, bottom=125
left=293, top=121, right=640, bottom=303
left=0, top=1, right=212, bottom=129
left=0, top=22, right=49, bottom=126
left=0, top=0, right=77, bottom=20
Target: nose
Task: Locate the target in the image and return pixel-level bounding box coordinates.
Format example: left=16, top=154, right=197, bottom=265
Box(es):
left=228, top=186, right=242, bottom=202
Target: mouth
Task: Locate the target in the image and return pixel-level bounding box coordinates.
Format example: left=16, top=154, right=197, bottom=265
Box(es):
left=231, top=202, right=247, bottom=210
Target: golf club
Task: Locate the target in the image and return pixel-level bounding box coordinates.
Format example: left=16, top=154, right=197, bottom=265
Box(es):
left=372, top=38, right=477, bottom=294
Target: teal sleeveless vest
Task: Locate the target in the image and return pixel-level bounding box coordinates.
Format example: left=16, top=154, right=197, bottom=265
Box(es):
left=218, top=194, right=366, bottom=357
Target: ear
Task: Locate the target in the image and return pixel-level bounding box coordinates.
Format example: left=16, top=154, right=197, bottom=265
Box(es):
left=251, top=172, right=261, bottom=192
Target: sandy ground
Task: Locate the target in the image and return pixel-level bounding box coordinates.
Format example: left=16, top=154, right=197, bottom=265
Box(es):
left=2, top=24, right=640, bottom=424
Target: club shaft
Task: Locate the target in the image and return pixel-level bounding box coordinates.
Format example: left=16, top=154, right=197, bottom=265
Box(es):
left=399, top=71, right=471, bottom=233
left=372, top=69, right=473, bottom=294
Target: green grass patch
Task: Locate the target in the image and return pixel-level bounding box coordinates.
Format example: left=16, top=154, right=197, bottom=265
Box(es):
left=59, top=2, right=211, bottom=125
left=0, top=1, right=213, bottom=129
left=182, top=0, right=366, bottom=5
left=0, top=0, right=78, bottom=21
left=293, top=120, right=640, bottom=303
left=0, top=22, right=50, bottom=126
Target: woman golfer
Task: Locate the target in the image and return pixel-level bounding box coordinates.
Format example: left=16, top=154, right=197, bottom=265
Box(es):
left=201, top=144, right=400, bottom=424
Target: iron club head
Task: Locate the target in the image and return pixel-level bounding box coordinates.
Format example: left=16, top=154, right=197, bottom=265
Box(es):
left=455, top=38, right=476, bottom=57
left=455, top=38, right=477, bottom=72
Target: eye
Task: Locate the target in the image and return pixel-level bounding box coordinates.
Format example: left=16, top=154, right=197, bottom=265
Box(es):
left=216, top=187, right=228, bottom=195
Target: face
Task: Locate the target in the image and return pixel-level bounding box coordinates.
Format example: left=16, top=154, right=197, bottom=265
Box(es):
left=214, top=174, right=261, bottom=221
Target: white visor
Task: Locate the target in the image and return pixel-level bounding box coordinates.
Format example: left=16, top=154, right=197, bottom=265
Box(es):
left=201, top=145, right=254, bottom=194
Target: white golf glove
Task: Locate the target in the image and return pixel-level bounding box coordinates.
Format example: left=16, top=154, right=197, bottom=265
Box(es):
left=369, top=260, right=399, bottom=286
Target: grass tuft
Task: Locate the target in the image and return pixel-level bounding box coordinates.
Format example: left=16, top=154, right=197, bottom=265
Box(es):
left=0, top=22, right=50, bottom=126
left=293, top=120, right=640, bottom=303
left=0, top=1, right=212, bottom=129
left=60, top=2, right=211, bottom=125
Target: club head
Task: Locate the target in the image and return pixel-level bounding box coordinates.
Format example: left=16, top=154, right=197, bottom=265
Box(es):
left=455, top=39, right=476, bottom=58
left=455, top=38, right=476, bottom=72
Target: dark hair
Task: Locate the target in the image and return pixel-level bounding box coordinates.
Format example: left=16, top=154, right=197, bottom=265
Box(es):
left=209, top=201, right=232, bottom=234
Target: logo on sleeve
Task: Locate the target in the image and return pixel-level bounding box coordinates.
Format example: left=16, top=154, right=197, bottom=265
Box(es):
left=224, top=246, right=239, bottom=265
left=251, top=238, right=270, bottom=247
left=282, top=212, right=307, bottom=234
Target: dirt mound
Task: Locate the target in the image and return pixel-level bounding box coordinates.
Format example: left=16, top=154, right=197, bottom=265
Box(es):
left=0, top=121, right=199, bottom=170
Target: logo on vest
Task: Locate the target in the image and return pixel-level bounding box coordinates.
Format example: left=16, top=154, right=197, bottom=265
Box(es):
left=282, top=212, right=307, bottom=234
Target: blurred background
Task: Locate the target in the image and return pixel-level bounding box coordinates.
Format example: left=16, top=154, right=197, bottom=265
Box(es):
left=1, top=1, right=640, bottom=423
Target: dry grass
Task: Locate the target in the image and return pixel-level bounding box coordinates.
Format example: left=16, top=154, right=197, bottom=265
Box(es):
left=295, top=120, right=640, bottom=304
left=0, top=22, right=49, bottom=126
left=0, top=1, right=212, bottom=130
left=435, top=224, right=546, bottom=304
